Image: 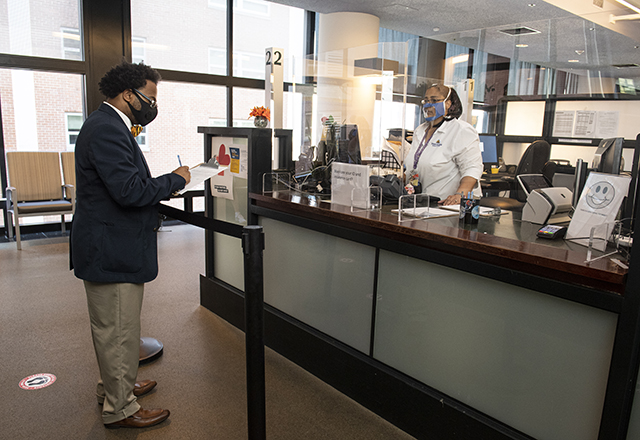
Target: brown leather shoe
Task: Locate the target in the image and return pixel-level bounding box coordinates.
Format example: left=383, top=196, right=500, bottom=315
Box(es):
left=104, top=407, right=170, bottom=429
left=97, top=379, right=157, bottom=404
left=133, top=379, right=157, bottom=397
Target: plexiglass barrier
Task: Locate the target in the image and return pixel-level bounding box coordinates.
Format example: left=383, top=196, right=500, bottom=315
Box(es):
left=262, top=171, right=293, bottom=194
left=350, top=185, right=382, bottom=213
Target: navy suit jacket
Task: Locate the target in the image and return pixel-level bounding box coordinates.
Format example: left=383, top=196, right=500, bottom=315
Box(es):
left=70, top=103, right=185, bottom=283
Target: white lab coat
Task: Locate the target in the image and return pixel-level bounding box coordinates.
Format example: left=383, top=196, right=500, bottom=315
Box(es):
left=406, top=118, right=483, bottom=200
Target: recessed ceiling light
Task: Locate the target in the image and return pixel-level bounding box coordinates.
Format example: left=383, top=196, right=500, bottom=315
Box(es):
left=451, top=54, right=470, bottom=64
left=516, top=44, right=529, bottom=48
left=575, top=50, right=585, bottom=55
left=528, top=3, right=536, bottom=6
left=433, top=27, right=440, bottom=32
left=498, top=26, right=541, bottom=36
left=569, top=59, right=580, bottom=63
left=615, top=0, right=640, bottom=15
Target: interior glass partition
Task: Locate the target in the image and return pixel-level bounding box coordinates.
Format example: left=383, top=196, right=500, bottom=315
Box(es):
left=293, top=41, right=409, bottom=190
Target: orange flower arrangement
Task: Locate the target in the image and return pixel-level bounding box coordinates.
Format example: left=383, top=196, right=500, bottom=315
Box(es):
left=249, top=106, right=271, bottom=121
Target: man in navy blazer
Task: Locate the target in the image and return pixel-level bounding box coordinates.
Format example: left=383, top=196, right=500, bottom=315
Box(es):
left=70, top=61, right=190, bottom=429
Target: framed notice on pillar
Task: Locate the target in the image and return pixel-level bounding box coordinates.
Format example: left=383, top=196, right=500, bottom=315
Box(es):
left=265, top=47, right=284, bottom=129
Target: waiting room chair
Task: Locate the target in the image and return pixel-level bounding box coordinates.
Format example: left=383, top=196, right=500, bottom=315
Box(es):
left=481, top=139, right=551, bottom=211
left=60, top=151, right=76, bottom=189
left=5, top=152, right=75, bottom=250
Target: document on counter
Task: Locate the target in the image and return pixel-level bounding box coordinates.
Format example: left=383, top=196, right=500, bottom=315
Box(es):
left=392, top=206, right=459, bottom=218
left=439, top=205, right=504, bottom=216
left=178, top=159, right=228, bottom=194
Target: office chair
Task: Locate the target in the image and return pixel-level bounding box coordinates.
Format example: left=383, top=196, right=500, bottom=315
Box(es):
left=380, top=150, right=401, bottom=170
left=481, top=139, right=551, bottom=211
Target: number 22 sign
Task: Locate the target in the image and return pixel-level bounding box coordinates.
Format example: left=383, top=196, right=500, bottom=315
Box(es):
left=265, top=49, right=282, bottom=66
left=265, top=47, right=283, bottom=129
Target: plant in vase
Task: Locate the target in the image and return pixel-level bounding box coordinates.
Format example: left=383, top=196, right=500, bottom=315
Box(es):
left=249, top=106, right=270, bottom=128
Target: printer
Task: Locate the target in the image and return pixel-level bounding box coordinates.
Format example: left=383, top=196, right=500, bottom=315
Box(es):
left=522, top=187, right=573, bottom=224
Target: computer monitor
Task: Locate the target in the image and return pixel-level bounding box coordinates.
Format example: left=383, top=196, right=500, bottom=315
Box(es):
left=592, top=137, right=623, bottom=175
left=338, top=124, right=362, bottom=165
left=478, top=134, right=499, bottom=171
left=572, top=159, right=589, bottom=207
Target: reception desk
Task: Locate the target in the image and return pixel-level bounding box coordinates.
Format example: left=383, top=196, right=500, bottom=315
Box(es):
left=195, top=127, right=640, bottom=440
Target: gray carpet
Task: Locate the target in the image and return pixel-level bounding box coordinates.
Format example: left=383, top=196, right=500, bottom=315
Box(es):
left=0, top=223, right=415, bottom=440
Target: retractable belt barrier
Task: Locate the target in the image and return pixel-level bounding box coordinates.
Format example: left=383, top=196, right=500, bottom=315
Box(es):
left=158, top=204, right=267, bottom=440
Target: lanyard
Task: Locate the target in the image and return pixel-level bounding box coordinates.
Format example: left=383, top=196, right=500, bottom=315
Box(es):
left=413, top=120, right=446, bottom=170
left=413, top=129, right=432, bottom=171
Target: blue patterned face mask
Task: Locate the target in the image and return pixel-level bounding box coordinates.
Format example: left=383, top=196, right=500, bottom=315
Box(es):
left=422, top=101, right=446, bottom=121
left=422, top=86, right=451, bottom=121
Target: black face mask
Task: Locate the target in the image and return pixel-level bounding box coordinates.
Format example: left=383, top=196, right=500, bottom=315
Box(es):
left=127, top=89, right=158, bottom=126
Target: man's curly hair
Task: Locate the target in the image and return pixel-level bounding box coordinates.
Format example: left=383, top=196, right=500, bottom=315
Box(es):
left=98, top=61, right=162, bottom=99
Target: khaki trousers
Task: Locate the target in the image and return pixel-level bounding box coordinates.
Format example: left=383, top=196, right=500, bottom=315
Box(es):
left=84, top=281, right=144, bottom=424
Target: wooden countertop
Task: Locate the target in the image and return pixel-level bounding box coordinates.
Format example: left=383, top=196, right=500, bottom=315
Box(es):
left=250, top=191, right=628, bottom=295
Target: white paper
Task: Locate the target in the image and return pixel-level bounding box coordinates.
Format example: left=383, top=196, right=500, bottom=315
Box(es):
left=440, top=205, right=501, bottom=215
left=574, top=110, right=596, bottom=138
left=178, top=163, right=228, bottom=195
left=331, top=163, right=370, bottom=208
left=553, top=111, right=575, bottom=137
left=595, top=111, right=620, bottom=139
left=566, top=172, right=631, bottom=250
left=209, top=139, right=243, bottom=200
left=391, top=206, right=459, bottom=218
left=210, top=170, right=234, bottom=200
left=228, top=144, right=248, bottom=179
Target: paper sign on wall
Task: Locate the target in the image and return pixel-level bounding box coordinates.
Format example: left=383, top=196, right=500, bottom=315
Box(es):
left=566, top=172, right=630, bottom=250
left=210, top=139, right=248, bottom=200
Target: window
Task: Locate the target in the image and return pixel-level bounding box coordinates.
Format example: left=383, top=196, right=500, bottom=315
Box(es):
left=233, top=51, right=264, bottom=79
left=65, top=113, right=83, bottom=150
left=208, top=0, right=227, bottom=9
left=61, top=27, right=81, bottom=60
left=132, top=0, right=226, bottom=75
left=233, top=1, right=304, bottom=81
left=2, top=1, right=82, bottom=59
left=209, top=48, right=226, bottom=75
left=209, top=117, right=253, bottom=127
left=238, top=0, right=269, bottom=16
left=210, top=48, right=267, bottom=78
left=209, top=0, right=269, bottom=15
left=132, top=37, right=146, bottom=64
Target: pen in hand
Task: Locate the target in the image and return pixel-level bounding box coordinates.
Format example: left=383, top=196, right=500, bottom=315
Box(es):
left=177, top=155, right=182, bottom=167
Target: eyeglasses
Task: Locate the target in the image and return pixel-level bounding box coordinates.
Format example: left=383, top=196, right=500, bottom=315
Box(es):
left=421, top=98, right=446, bottom=106
left=133, top=89, right=157, bottom=108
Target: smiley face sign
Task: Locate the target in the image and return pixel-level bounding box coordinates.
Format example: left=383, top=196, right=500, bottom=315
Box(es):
left=585, top=181, right=615, bottom=210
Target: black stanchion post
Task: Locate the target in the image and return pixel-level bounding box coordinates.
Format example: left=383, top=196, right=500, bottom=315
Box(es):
left=242, top=225, right=266, bottom=440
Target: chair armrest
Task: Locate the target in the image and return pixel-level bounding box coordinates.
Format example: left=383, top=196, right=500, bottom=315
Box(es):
left=62, top=184, right=75, bottom=200
left=6, top=187, right=16, bottom=206
left=63, top=184, right=76, bottom=212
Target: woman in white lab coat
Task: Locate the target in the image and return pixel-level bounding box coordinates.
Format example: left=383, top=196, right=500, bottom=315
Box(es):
left=405, top=84, right=483, bottom=206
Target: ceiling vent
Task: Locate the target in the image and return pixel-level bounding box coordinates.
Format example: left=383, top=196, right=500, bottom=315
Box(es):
left=498, top=26, right=541, bottom=36
left=612, top=63, right=640, bottom=68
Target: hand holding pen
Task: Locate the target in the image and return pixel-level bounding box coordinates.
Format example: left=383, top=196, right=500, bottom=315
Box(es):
left=172, top=154, right=191, bottom=185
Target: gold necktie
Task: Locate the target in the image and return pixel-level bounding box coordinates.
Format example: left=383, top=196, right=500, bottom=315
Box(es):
left=131, top=125, right=143, bottom=137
